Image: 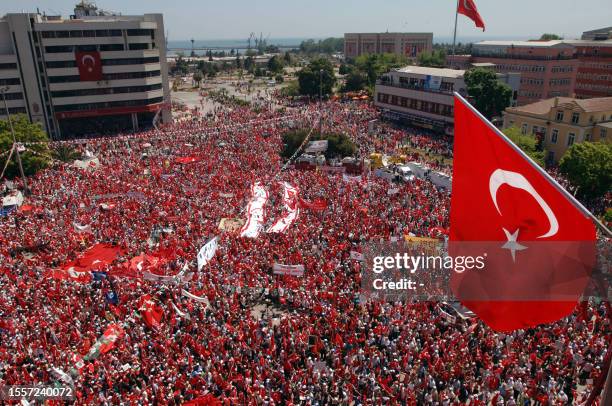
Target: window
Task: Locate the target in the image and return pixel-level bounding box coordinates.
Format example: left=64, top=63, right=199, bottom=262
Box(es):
left=567, top=133, right=575, bottom=146
left=551, top=129, right=558, bottom=144
left=601, top=128, right=607, bottom=138
left=555, top=111, right=564, bottom=121
left=128, top=43, right=149, bottom=50
left=521, top=123, right=528, bottom=135
left=99, top=44, right=124, bottom=51
left=571, top=112, right=580, bottom=124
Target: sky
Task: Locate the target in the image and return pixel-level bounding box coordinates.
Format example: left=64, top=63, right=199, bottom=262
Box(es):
left=2, top=0, right=610, bottom=42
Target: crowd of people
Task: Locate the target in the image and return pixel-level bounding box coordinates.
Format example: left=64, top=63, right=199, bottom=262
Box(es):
left=0, top=98, right=609, bottom=405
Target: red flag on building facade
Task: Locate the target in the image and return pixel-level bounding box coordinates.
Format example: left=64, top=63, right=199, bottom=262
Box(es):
left=75, top=51, right=103, bottom=81
left=457, top=0, right=485, bottom=31
left=138, top=294, right=164, bottom=328
left=450, top=94, right=597, bottom=332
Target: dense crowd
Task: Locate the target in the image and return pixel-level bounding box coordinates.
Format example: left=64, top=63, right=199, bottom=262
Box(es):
left=0, top=99, right=609, bottom=405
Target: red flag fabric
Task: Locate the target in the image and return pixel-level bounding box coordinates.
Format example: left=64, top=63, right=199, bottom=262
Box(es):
left=138, top=294, right=163, bottom=328
left=75, top=51, right=103, bottom=81
left=450, top=95, right=596, bottom=332
left=175, top=156, right=201, bottom=164
left=61, top=244, right=125, bottom=273
left=183, top=394, right=221, bottom=406
left=457, top=0, right=485, bottom=31
left=298, top=198, right=328, bottom=211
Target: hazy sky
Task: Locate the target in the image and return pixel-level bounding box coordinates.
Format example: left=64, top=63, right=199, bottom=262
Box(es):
left=2, top=0, right=610, bottom=41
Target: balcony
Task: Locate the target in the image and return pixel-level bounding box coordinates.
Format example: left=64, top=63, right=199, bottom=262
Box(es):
left=376, top=79, right=455, bottom=95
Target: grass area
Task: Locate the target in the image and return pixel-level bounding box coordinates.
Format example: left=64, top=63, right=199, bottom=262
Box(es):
left=401, top=146, right=453, bottom=166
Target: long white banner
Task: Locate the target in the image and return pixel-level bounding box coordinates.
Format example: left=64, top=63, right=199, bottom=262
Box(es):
left=273, top=263, right=305, bottom=277
left=267, top=182, right=299, bottom=234
left=197, top=236, right=218, bottom=271
left=240, top=182, right=269, bottom=238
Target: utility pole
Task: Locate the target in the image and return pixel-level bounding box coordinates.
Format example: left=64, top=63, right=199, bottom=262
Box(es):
left=319, top=68, right=323, bottom=136
left=0, top=86, right=29, bottom=194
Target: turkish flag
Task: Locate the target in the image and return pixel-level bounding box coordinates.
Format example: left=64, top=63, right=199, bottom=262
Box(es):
left=457, top=0, right=485, bottom=31
left=138, top=294, right=163, bottom=328
left=450, top=95, right=596, bottom=332
left=75, top=51, right=103, bottom=81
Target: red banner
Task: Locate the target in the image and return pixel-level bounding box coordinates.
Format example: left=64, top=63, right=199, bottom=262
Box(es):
left=75, top=51, right=103, bottom=81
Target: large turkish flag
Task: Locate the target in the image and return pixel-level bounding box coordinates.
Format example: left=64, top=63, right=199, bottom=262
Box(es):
left=75, top=51, right=103, bottom=81
left=457, top=0, right=485, bottom=31
left=450, top=95, right=596, bottom=332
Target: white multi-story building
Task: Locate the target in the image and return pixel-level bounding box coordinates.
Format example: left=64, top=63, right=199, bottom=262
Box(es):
left=374, top=66, right=520, bottom=134
left=0, top=2, right=171, bottom=139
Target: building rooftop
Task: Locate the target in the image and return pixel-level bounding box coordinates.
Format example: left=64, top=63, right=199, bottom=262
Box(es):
left=474, top=40, right=571, bottom=48
left=395, top=65, right=464, bottom=78
left=471, top=62, right=496, bottom=67
left=563, top=39, right=612, bottom=47
left=507, top=96, right=612, bottom=115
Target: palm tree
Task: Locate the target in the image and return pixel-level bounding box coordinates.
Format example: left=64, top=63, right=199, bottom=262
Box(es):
left=52, top=145, right=82, bottom=163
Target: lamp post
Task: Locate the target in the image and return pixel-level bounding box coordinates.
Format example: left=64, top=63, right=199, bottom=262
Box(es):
left=319, top=68, right=323, bottom=136
left=0, top=86, right=28, bottom=193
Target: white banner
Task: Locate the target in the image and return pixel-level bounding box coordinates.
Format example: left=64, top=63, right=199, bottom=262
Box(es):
left=273, top=263, right=304, bottom=277
left=172, top=302, right=191, bottom=320
left=240, top=182, right=269, bottom=238
left=267, top=182, right=299, bottom=234
left=197, top=237, right=218, bottom=271
left=305, top=140, right=328, bottom=153
left=73, top=222, right=92, bottom=233
left=143, top=272, right=178, bottom=284
left=387, top=188, right=400, bottom=195
left=181, top=289, right=211, bottom=308
left=342, top=174, right=362, bottom=183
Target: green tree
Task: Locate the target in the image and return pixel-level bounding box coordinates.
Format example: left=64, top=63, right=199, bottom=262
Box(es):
left=417, top=49, right=447, bottom=67
left=464, top=67, right=512, bottom=119
left=0, top=114, right=50, bottom=179
left=503, top=126, right=546, bottom=166
left=235, top=56, right=242, bottom=69
left=352, top=53, right=408, bottom=89
left=172, top=52, right=189, bottom=75
left=244, top=56, right=255, bottom=73
left=338, top=64, right=350, bottom=75
left=343, top=69, right=367, bottom=92
left=539, top=33, right=562, bottom=40
left=297, top=58, right=336, bottom=97
left=192, top=71, right=203, bottom=87
left=281, top=129, right=356, bottom=159
left=52, top=144, right=82, bottom=163
left=284, top=51, right=292, bottom=65
left=267, top=55, right=284, bottom=74
left=559, top=142, right=612, bottom=199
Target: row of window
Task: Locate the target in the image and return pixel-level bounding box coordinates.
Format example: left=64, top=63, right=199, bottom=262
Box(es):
left=575, top=83, right=612, bottom=92
left=41, top=29, right=154, bottom=39
left=48, top=70, right=161, bottom=83
left=46, top=57, right=160, bottom=69
left=0, top=78, right=21, bottom=86
left=45, top=43, right=152, bottom=53
left=377, top=93, right=453, bottom=117
left=0, top=92, right=23, bottom=100
left=0, top=107, right=26, bottom=115
left=0, top=63, right=17, bottom=70
left=578, top=62, right=612, bottom=69
left=51, top=83, right=162, bottom=98
left=551, top=66, right=574, bottom=73
left=495, top=64, right=546, bottom=72
left=576, top=72, right=611, bottom=81
left=520, top=78, right=544, bottom=85
left=547, top=91, right=570, bottom=97
left=519, top=90, right=542, bottom=98
left=54, top=96, right=163, bottom=113
left=549, top=78, right=572, bottom=86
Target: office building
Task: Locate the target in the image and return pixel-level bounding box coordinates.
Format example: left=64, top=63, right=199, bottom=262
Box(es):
left=0, top=2, right=171, bottom=139
left=344, top=32, right=433, bottom=60
left=374, top=65, right=520, bottom=135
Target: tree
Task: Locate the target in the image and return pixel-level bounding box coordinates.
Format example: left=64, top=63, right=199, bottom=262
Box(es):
left=235, top=56, right=242, bottom=69
left=192, top=71, right=203, bottom=87
left=343, top=69, right=367, bottom=92
left=338, top=64, right=350, bottom=75
left=464, top=67, right=512, bottom=119
left=503, top=126, right=546, bottom=166
left=0, top=114, right=50, bottom=179
left=539, top=33, right=562, bottom=40
left=281, top=129, right=356, bottom=159
left=297, top=58, right=336, bottom=97
left=284, top=51, right=292, bottom=65
left=417, top=49, right=447, bottom=67
left=244, top=56, right=255, bottom=73
left=267, top=56, right=283, bottom=74
left=352, top=53, right=408, bottom=90
left=52, top=144, right=81, bottom=163
left=207, top=50, right=213, bottom=62
left=172, top=52, right=189, bottom=75
left=559, top=142, right=612, bottom=199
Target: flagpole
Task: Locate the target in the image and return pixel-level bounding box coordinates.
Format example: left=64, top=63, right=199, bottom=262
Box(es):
left=452, top=0, right=459, bottom=56
left=454, top=92, right=612, bottom=237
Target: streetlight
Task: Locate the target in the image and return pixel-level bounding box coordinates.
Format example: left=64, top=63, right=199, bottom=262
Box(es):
left=0, top=86, right=28, bottom=194
left=319, top=68, right=323, bottom=136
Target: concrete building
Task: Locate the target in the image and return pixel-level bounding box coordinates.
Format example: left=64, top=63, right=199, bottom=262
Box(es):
left=581, top=27, right=612, bottom=41
left=469, top=41, right=579, bottom=106
left=344, top=32, right=433, bottom=60
left=0, top=2, right=171, bottom=139
left=374, top=65, right=520, bottom=135
left=503, top=96, right=612, bottom=163
left=564, top=40, right=612, bottom=99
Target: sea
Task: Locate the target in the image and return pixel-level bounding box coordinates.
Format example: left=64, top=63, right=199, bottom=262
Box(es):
left=166, top=35, right=533, bottom=56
